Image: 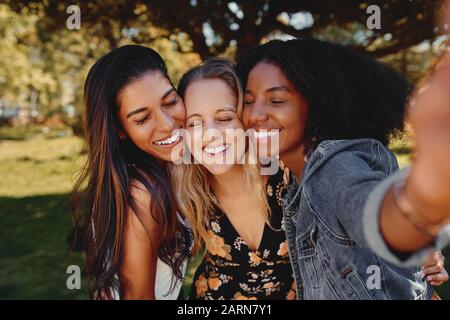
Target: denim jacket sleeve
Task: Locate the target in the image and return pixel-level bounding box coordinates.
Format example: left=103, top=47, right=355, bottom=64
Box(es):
left=301, top=139, right=450, bottom=267
left=363, top=167, right=450, bottom=267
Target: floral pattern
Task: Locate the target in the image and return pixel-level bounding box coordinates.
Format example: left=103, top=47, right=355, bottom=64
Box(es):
left=189, top=167, right=296, bottom=300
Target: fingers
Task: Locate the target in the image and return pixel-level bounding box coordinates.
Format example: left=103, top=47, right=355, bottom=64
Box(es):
left=426, top=272, right=449, bottom=286
left=423, top=251, right=444, bottom=268
left=423, top=251, right=449, bottom=287
left=423, top=265, right=444, bottom=276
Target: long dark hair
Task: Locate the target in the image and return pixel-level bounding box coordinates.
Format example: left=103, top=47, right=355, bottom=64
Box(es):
left=72, top=45, right=191, bottom=299
left=236, top=39, right=412, bottom=151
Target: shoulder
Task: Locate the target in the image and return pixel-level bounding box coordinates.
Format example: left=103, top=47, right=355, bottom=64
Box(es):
left=127, top=178, right=159, bottom=238
left=303, top=139, right=398, bottom=183
left=130, top=178, right=152, bottom=208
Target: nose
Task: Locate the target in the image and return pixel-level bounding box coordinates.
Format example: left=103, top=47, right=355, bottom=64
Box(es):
left=246, top=101, right=269, bottom=126
left=202, top=120, right=222, bottom=146
left=156, top=108, right=176, bottom=133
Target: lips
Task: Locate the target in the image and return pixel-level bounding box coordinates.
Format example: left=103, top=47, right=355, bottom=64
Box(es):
left=203, top=143, right=231, bottom=157
left=252, top=129, right=280, bottom=139
left=153, top=130, right=181, bottom=147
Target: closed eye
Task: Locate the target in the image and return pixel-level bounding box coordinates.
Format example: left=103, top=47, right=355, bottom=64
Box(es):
left=188, top=121, right=203, bottom=127
left=135, top=115, right=150, bottom=125
left=163, top=97, right=178, bottom=107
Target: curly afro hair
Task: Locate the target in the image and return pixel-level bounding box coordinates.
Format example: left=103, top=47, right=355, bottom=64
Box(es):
left=236, top=39, right=412, bottom=150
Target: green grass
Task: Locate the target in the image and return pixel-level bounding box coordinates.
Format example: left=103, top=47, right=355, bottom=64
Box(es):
left=0, top=194, right=87, bottom=299
left=0, top=135, right=85, bottom=197
left=0, top=125, right=449, bottom=299
left=0, top=125, right=87, bottom=299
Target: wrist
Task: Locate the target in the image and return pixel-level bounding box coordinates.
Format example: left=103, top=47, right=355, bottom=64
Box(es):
left=406, top=165, right=450, bottom=224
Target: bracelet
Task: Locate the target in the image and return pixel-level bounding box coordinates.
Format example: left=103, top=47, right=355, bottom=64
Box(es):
left=392, top=181, right=447, bottom=237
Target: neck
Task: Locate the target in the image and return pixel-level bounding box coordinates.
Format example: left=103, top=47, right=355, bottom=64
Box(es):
left=281, top=144, right=306, bottom=179
left=210, top=165, right=247, bottom=197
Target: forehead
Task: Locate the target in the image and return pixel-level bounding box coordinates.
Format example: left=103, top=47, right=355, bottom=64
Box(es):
left=246, top=61, right=292, bottom=91
left=117, top=71, right=171, bottom=110
left=184, top=78, right=237, bottom=116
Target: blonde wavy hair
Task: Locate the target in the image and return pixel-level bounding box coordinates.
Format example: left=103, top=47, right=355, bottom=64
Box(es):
left=169, top=58, right=269, bottom=253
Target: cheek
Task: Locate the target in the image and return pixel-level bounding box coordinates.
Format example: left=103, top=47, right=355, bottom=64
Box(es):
left=170, top=100, right=186, bottom=123
left=225, top=121, right=244, bottom=142
left=231, top=119, right=244, bottom=131
left=242, top=107, right=250, bottom=127
left=127, top=123, right=154, bottom=147
left=186, top=128, right=201, bottom=156
left=276, top=104, right=307, bottom=148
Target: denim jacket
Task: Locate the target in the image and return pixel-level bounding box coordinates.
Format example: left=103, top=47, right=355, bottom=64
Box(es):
left=282, top=139, right=450, bottom=300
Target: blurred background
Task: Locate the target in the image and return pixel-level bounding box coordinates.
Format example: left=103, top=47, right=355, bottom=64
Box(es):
left=0, top=0, right=449, bottom=299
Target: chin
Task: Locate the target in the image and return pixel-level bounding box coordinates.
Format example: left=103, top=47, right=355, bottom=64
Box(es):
left=255, top=144, right=279, bottom=159
left=204, top=163, right=235, bottom=176
left=145, top=148, right=172, bottom=162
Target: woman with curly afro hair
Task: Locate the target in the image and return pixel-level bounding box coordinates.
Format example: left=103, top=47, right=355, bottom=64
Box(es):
left=236, top=38, right=450, bottom=300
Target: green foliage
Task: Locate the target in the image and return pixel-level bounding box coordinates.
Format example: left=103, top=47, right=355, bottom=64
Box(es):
left=1, top=1, right=447, bottom=122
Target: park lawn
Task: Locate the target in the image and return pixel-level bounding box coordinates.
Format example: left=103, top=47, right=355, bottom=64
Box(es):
left=0, top=129, right=87, bottom=299
left=0, top=127, right=449, bottom=299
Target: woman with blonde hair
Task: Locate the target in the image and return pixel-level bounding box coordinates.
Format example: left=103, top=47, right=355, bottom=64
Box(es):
left=170, top=58, right=296, bottom=300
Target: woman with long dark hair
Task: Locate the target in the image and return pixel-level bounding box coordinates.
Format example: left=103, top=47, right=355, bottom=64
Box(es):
left=72, top=45, right=191, bottom=299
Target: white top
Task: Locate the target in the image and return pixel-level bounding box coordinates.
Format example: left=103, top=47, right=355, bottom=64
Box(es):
left=107, top=213, right=191, bottom=300
left=154, top=258, right=188, bottom=300
left=155, top=213, right=190, bottom=300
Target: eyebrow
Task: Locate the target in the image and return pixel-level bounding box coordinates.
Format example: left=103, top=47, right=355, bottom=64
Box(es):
left=161, top=88, right=176, bottom=100
left=216, top=107, right=237, bottom=113
left=265, top=86, right=291, bottom=93
left=126, top=88, right=176, bottom=119
left=126, top=107, right=147, bottom=119
left=186, top=107, right=236, bottom=120
left=245, top=86, right=291, bottom=94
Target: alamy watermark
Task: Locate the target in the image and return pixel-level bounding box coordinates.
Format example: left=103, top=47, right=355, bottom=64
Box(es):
left=169, top=128, right=280, bottom=175
left=66, top=5, right=81, bottom=30
left=366, top=265, right=381, bottom=290
left=366, top=5, right=381, bottom=30
left=66, top=265, right=81, bottom=290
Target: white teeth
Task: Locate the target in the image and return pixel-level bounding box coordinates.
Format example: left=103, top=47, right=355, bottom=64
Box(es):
left=254, top=130, right=279, bottom=139
left=154, top=131, right=180, bottom=146
left=204, top=144, right=230, bottom=155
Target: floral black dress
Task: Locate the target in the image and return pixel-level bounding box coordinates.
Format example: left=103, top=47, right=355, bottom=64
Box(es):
left=189, top=165, right=297, bottom=300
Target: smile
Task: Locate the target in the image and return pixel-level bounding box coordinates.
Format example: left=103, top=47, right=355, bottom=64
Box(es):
left=253, top=130, right=280, bottom=139
left=204, top=144, right=231, bottom=157
left=153, top=131, right=181, bottom=146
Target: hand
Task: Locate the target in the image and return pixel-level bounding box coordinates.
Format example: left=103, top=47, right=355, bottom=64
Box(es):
left=422, top=251, right=449, bottom=286
left=406, top=0, right=450, bottom=225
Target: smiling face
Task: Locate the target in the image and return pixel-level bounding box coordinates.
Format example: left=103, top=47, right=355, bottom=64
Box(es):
left=242, top=61, right=308, bottom=159
left=116, top=71, right=185, bottom=162
left=184, top=78, right=245, bottom=176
